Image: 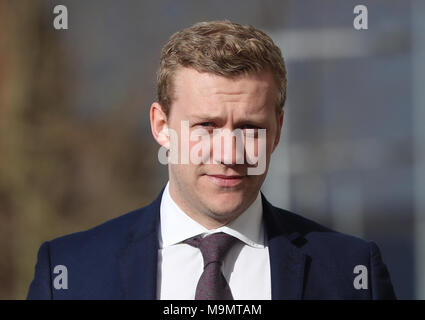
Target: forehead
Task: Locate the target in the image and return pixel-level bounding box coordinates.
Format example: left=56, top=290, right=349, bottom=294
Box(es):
left=171, top=67, right=277, bottom=116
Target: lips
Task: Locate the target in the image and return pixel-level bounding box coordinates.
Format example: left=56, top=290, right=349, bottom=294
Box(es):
left=205, top=174, right=245, bottom=187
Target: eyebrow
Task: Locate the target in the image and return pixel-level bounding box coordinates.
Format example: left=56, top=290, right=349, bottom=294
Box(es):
left=188, top=114, right=269, bottom=126
left=189, top=114, right=223, bottom=122
left=189, top=108, right=268, bottom=121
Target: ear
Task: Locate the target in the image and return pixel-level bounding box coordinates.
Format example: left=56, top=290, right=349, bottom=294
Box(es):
left=271, top=110, right=284, bottom=153
left=150, top=102, right=170, bottom=149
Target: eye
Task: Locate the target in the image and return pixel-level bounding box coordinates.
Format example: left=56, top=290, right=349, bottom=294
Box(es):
left=198, top=122, right=215, bottom=127
left=241, top=124, right=262, bottom=138
left=241, top=124, right=260, bottom=130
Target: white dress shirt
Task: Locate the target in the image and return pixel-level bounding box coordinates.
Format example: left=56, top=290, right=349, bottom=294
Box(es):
left=157, top=182, right=271, bottom=300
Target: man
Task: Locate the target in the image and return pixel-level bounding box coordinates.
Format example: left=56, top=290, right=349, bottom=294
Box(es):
left=27, top=20, right=396, bottom=300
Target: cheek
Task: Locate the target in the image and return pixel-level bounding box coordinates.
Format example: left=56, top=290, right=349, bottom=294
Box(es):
left=189, top=134, right=212, bottom=165
left=266, top=126, right=279, bottom=152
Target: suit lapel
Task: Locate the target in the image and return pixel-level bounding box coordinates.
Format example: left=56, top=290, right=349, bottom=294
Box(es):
left=118, top=189, right=163, bottom=299
left=262, top=194, right=307, bottom=300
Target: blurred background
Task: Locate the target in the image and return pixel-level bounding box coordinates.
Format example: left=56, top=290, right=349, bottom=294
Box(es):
left=0, top=0, right=423, bottom=299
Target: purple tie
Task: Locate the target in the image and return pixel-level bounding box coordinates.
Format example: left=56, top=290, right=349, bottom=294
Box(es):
left=184, top=232, right=238, bottom=300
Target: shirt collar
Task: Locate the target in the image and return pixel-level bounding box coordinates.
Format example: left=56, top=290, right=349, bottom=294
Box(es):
left=158, top=182, right=265, bottom=249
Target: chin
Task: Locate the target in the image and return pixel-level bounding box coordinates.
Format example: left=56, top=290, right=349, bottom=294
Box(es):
left=206, top=208, right=242, bottom=223
left=210, top=189, right=243, bottom=202
left=203, top=196, right=245, bottom=217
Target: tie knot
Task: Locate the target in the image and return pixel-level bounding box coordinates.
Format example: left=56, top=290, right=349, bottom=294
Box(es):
left=184, top=232, right=238, bottom=266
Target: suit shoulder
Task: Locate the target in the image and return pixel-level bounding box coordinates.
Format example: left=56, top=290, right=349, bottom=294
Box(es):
left=272, top=206, right=373, bottom=251
left=46, top=202, right=157, bottom=253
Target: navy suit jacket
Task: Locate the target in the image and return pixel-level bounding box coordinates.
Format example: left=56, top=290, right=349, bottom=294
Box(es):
left=27, top=188, right=396, bottom=299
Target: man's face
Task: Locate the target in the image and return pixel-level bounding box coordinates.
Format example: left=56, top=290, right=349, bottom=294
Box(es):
left=152, top=67, right=283, bottom=228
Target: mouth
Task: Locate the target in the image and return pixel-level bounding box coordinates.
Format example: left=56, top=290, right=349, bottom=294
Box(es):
left=204, top=174, right=246, bottom=188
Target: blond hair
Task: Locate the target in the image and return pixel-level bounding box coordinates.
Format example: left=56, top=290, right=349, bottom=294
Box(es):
left=157, top=20, right=287, bottom=116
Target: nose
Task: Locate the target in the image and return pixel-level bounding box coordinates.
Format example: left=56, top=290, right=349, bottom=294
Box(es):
left=211, top=128, right=245, bottom=166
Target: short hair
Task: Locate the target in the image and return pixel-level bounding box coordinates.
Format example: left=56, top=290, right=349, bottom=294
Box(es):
left=157, top=20, right=287, bottom=116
